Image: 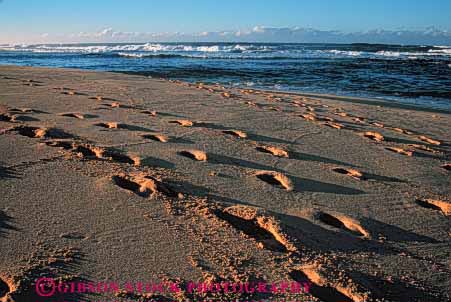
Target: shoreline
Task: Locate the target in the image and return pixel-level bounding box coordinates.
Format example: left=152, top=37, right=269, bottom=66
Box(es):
left=1, top=62, right=450, bottom=114
left=0, top=65, right=450, bottom=302
left=121, top=69, right=450, bottom=114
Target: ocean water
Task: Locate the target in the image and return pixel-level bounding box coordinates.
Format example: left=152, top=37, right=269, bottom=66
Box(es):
left=1, top=42, right=450, bottom=110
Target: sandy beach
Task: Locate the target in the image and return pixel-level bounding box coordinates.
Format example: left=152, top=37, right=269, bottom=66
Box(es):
left=0, top=65, right=450, bottom=302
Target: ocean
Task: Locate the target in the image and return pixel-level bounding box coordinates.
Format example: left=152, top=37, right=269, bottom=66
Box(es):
left=1, top=42, right=450, bottom=110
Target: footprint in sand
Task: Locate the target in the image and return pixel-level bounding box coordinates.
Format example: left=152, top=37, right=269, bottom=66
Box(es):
left=255, top=171, right=293, bottom=191
left=141, top=134, right=168, bottom=143
left=244, top=101, right=257, bottom=107
left=256, top=145, right=289, bottom=158
left=12, top=126, right=72, bottom=139
left=416, top=199, right=450, bottom=216
left=362, top=131, right=384, bottom=142
left=289, top=268, right=358, bottom=302
left=323, top=122, right=344, bottom=129
left=335, top=112, right=349, bottom=117
left=353, top=117, right=366, bottom=124
left=319, top=116, right=335, bottom=122
left=408, top=144, right=441, bottom=154
left=112, top=174, right=157, bottom=197
left=332, top=167, right=364, bottom=180
left=418, top=135, right=441, bottom=146
left=8, top=107, right=42, bottom=114
left=62, top=91, right=79, bottom=95
left=44, top=140, right=74, bottom=150
left=385, top=147, right=414, bottom=156
left=222, top=130, right=247, bottom=139
left=112, top=173, right=179, bottom=198
left=392, top=127, right=413, bottom=135
left=94, top=122, right=146, bottom=131
left=178, top=150, right=207, bottom=161
left=99, top=149, right=141, bottom=166
left=315, top=211, right=370, bottom=238
left=95, top=122, right=119, bottom=129
left=45, top=141, right=140, bottom=165
left=371, top=122, right=385, bottom=128
left=300, top=113, right=317, bottom=121
left=214, top=206, right=296, bottom=253
left=59, top=112, right=92, bottom=119
left=170, top=120, right=193, bottom=127
left=0, top=113, right=16, bottom=122
left=141, top=110, right=157, bottom=117
left=72, top=144, right=105, bottom=158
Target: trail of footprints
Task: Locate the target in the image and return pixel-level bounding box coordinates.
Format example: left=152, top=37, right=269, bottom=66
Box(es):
left=3, top=78, right=450, bottom=302
left=201, top=204, right=374, bottom=301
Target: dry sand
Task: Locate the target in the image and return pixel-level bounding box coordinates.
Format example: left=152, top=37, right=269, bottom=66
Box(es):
left=0, top=65, right=450, bottom=302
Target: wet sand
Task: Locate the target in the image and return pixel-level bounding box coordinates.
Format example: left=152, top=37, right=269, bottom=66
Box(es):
left=0, top=65, right=450, bottom=302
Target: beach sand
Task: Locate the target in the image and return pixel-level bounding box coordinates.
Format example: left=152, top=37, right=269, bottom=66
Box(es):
left=0, top=65, right=450, bottom=302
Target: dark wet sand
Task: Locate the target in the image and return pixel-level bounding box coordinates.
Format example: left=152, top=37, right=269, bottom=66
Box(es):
left=0, top=65, right=450, bottom=302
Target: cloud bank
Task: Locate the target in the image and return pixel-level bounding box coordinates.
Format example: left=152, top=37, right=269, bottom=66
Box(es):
left=22, top=26, right=451, bottom=45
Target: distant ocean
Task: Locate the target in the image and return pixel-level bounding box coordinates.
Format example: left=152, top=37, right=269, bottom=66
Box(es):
left=1, top=42, right=450, bottom=110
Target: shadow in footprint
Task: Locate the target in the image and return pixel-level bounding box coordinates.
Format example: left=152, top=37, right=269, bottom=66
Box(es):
left=289, top=270, right=354, bottom=302
left=290, top=151, right=358, bottom=167
left=279, top=213, right=396, bottom=255
left=248, top=133, right=295, bottom=145
left=60, top=113, right=98, bottom=119
left=141, top=156, right=175, bottom=169
left=385, top=136, right=421, bottom=145
left=412, top=151, right=443, bottom=160
left=88, top=96, right=119, bottom=102
left=172, top=137, right=195, bottom=144
left=157, top=112, right=185, bottom=118
left=11, top=115, right=40, bottom=122
left=8, top=108, right=50, bottom=114
left=95, top=123, right=153, bottom=132
left=62, top=91, right=88, bottom=96
left=350, top=271, right=445, bottom=302
left=119, top=124, right=153, bottom=132
left=98, top=103, right=134, bottom=109
left=194, top=122, right=229, bottom=130
left=0, top=164, right=20, bottom=180
left=208, top=153, right=284, bottom=172
left=363, top=172, right=405, bottom=183
left=290, top=175, right=365, bottom=195
left=0, top=210, right=18, bottom=237
left=215, top=210, right=288, bottom=253
left=166, top=180, right=211, bottom=196
left=166, top=181, right=256, bottom=207
left=361, top=217, right=439, bottom=243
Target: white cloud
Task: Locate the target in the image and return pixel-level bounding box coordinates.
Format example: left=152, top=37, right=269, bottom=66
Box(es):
left=16, top=26, right=451, bottom=45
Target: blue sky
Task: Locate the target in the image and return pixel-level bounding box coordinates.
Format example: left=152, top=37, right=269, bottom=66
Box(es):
left=1, top=0, right=451, bottom=44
